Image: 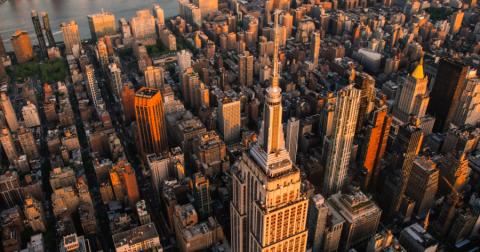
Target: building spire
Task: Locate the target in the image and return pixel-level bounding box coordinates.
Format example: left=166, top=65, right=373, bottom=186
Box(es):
left=411, top=56, right=425, bottom=79
left=271, top=10, right=280, bottom=88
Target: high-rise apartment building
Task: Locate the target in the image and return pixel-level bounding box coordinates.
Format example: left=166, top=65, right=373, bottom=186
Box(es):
left=96, top=39, right=109, bottom=67
left=193, top=0, right=218, bottom=18
left=322, top=84, right=361, bottom=196
left=310, top=31, right=320, bottom=66
left=11, top=30, right=34, bottom=63
left=357, top=96, right=392, bottom=191
left=328, top=188, right=382, bottom=250
left=230, top=13, right=309, bottom=252
left=451, top=72, right=480, bottom=127
left=238, top=51, right=254, bottom=86
left=85, top=65, right=101, bottom=108
left=191, top=131, right=228, bottom=176
left=405, top=157, right=439, bottom=216
left=108, top=63, right=123, bottom=97
left=61, top=21, right=81, bottom=56
left=285, top=117, right=299, bottom=163
left=17, top=126, right=39, bottom=160
left=153, top=4, right=165, bottom=27
left=31, top=10, right=47, bottom=59
left=21, top=101, right=41, bottom=128
left=178, top=0, right=202, bottom=27
left=192, top=172, right=211, bottom=217
left=130, top=9, right=156, bottom=46
left=0, top=128, right=19, bottom=164
left=144, top=66, right=164, bottom=89
left=111, top=160, right=140, bottom=208
left=428, top=58, right=470, bottom=132
left=88, top=11, right=116, bottom=41
left=121, top=83, right=136, bottom=123
left=177, top=50, right=192, bottom=73
left=0, top=91, right=19, bottom=132
left=135, top=87, right=169, bottom=155
left=392, top=58, right=429, bottom=124
left=41, top=12, right=56, bottom=47
left=218, top=92, right=241, bottom=144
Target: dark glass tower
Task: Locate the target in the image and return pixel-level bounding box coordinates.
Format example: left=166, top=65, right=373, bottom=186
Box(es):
left=31, top=10, right=47, bottom=58
left=41, top=12, right=56, bottom=47
left=427, top=58, right=470, bottom=132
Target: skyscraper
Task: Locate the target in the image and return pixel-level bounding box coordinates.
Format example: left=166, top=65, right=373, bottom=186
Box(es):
left=61, top=21, right=81, bottom=56
left=0, top=91, right=19, bottom=132
left=285, top=117, right=299, bottom=163
left=177, top=50, right=192, bottom=73
left=17, top=126, right=40, bottom=160
left=135, top=87, right=169, bottom=155
left=88, top=11, right=116, bottom=41
left=0, top=128, right=19, bottom=164
left=427, top=58, right=470, bottom=132
left=383, top=121, right=424, bottom=217
left=308, top=194, right=329, bottom=252
left=193, top=0, right=218, bottom=18
left=21, top=101, right=41, bottom=128
left=31, top=10, right=47, bottom=59
left=153, top=4, right=165, bottom=27
left=110, top=160, right=140, bottom=208
left=328, top=188, right=382, bottom=251
left=11, top=30, right=34, bottom=63
left=392, top=58, right=429, bottom=124
left=238, top=51, right=254, bottom=86
left=41, top=12, right=55, bottom=47
left=192, top=172, right=211, bottom=217
left=322, top=84, right=361, bottom=196
left=230, top=12, right=309, bottom=252
left=357, top=96, right=392, bottom=191
left=405, top=157, right=439, bottom=216
left=451, top=72, right=480, bottom=127
left=108, top=63, right=123, bottom=97
left=355, top=72, right=376, bottom=133
left=130, top=9, right=157, bottom=46
left=218, top=92, right=241, bottom=144
left=96, top=39, right=109, bottom=67
left=85, top=65, right=101, bottom=108
left=450, top=10, right=464, bottom=35
left=310, top=31, right=320, bottom=66
left=144, top=66, right=165, bottom=89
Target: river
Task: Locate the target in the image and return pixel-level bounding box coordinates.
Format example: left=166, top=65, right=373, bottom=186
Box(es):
left=0, top=0, right=179, bottom=51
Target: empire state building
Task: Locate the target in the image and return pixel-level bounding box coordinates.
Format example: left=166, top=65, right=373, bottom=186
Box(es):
left=230, top=11, right=309, bottom=252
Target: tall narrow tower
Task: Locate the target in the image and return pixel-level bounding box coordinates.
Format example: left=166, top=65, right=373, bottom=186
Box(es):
left=322, top=82, right=361, bottom=196
left=135, top=87, right=169, bottom=156
left=41, top=12, right=56, bottom=47
left=31, top=10, right=47, bottom=59
left=230, top=11, right=309, bottom=252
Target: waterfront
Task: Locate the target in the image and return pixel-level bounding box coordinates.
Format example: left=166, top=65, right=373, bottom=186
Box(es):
left=0, top=0, right=178, bottom=50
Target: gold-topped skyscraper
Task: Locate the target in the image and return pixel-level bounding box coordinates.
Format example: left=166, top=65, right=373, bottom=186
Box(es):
left=230, top=11, right=308, bottom=252
left=135, top=87, right=168, bottom=156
